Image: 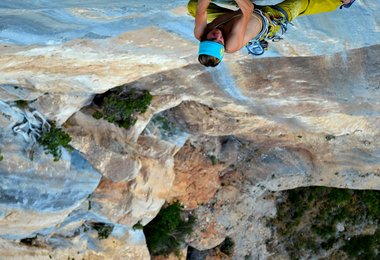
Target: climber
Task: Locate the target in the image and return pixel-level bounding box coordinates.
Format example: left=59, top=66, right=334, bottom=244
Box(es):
left=188, top=0, right=356, bottom=67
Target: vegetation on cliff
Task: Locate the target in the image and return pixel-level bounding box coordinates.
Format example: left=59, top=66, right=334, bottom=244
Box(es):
left=15, top=100, right=29, bottom=108
left=219, top=236, right=235, bottom=256
left=37, top=121, right=72, bottom=161
left=92, top=87, right=152, bottom=129
left=142, top=202, right=195, bottom=256
left=268, top=186, right=380, bottom=259
left=90, top=222, right=114, bottom=240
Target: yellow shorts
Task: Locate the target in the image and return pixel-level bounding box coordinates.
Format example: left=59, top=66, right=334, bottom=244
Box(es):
left=187, top=0, right=343, bottom=22
left=260, top=0, right=342, bottom=22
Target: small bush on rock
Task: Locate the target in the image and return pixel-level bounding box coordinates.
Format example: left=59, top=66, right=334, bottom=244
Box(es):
left=15, top=100, right=29, bottom=108
left=37, top=122, right=72, bottom=161
left=220, top=236, right=235, bottom=256
left=143, top=202, right=195, bottom=256
left=90, top=222, right=114, bottom=240
left=92, top=88, right=152, bottom=129
left=132, top=221, right=144, bottom=230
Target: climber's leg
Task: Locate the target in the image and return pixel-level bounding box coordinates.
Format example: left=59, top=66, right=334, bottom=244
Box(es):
left=188, top=0, right=235, bottom=22
left=258, top=0, right=343, bottom=22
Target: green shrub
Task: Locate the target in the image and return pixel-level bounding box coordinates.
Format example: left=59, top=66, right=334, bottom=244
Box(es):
left=20, top=235, right=38, bottom=246
left=143, top=202, right=195, bottom=256
left=93, top=88, right=152, bottom=129
left=328, top=189, right=351, bottom=206
left=87, top=195, right=92, bottom=210
left=269, top=187, right=380, bottom=259
left=325, top=135, right=336, bottom=141
left=312, top=224, right=335, bottom=238
left=219, top=236, right=235, bottom=256
left=15, top=100, right=29, bottom=108
left=133, top=221, right=144, bottom=230
left=90, top=222, right=114, bottom=240
left=342, top=235, right=376, bottom=258
left=37, top=122, right=72, bottom=161
left=361, top=190, right=380, bottom=218
left=321, top=237, right=337, bottom=250
left=154, top=116, right=175, bottom=131
left=209, top=155, right=217, bottom=165
left=92, top=111, right=103, bottom=119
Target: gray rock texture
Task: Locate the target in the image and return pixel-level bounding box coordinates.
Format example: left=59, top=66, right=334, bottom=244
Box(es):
left=0, top=0, right=379, bottom=259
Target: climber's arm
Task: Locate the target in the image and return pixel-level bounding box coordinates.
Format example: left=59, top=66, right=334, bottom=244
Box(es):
left=194, top=0, right=212, bottom=40
left=235, top=0, right=254, bottom=15
left=225, top=0, right=253, bottom=52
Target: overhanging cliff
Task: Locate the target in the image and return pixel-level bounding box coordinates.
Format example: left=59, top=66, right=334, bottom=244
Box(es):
left=0, top=0, right=379, bottom=259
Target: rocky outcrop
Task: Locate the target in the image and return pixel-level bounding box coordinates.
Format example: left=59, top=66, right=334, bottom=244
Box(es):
left=66, top=109, right=177, bottom=226
left=0, top=104, right=101, bottom=239
left=168, top=140, right=225, bottom=209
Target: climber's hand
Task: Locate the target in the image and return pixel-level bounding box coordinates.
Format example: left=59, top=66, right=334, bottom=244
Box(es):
left=235, top=0, right=254, bottom=16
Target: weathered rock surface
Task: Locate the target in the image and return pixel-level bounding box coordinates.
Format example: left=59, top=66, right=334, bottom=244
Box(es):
left=0, top=104, right=102, bottom=239
left=168, top=140, right=225, bottom=209
left=66, top=110, right=177, bottom=226
left=0, top=0, right=379, bottom=259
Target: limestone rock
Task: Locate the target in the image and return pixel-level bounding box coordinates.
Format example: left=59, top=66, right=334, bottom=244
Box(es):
left=0, top=0, right=380, bottom=259
left=0, top=85, right=43, bottom=102
left=168, top=141, right=225, bottom=209
left=33, top=93, right=94, bottom=125
left=66, top=108, right=177, bottom=226
left=0, top=223, right=150, bottom=260
left=0, top=105, right=101, bottom=239
left=66, top=110, right=142, bottom=182
left=0, top=26, right=194, bottom=95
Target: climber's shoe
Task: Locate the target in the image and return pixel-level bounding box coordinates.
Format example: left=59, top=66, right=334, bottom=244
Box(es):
left=340, top=0, right=355, bottom=9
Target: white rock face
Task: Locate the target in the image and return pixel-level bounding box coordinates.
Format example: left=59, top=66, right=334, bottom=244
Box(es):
left=0, top=0, right=379, bottom=258
left=0, top=104, right=101, bottom=238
